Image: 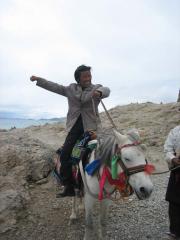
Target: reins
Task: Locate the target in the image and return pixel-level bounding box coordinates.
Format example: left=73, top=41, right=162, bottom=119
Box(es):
left=100, top=99, right=117, bottom=130
left=152, top=165, right=180, bottom=175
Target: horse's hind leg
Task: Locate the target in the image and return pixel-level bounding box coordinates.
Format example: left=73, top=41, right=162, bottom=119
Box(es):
left=98, top=199, right=110, bottom=239
left=84, top=193, right=95, bottom=240
left=78, top=195, right=84, bottom=211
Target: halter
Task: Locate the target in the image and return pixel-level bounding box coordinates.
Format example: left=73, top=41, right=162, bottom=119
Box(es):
left=98, top=141, right=155, bottom=200
left=116, top=141, right=149, bottom=177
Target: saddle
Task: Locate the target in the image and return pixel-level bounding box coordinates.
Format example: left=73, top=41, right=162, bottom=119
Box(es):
left=52, top=131, right=97, bottom=192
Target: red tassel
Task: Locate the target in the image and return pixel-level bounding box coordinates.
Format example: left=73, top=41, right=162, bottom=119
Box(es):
left=98, top=167, right=107, bottom=200
left=144, top=164, right=155, bottom=174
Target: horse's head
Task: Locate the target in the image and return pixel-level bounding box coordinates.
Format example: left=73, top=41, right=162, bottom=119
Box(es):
left=113, top=129, right=154, bottom=200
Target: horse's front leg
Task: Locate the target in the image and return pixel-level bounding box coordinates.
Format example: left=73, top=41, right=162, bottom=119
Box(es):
left=84, top=193, right=95, bottom=240
left=98, top=199, right=110, bottom=239
left=69, top=196, right=78, bottom=225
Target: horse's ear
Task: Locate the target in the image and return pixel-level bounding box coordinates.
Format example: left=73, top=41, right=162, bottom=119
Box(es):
left=127, top=128, right=140, bottom=141
left=113, top=129, right=126, bottom=142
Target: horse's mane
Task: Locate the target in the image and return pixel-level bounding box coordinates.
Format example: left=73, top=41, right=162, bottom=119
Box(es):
left=95, top=131, right=117, bottom=166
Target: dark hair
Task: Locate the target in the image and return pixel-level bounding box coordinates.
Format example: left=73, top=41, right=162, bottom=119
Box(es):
left=74, top=65, right=91, bottom=83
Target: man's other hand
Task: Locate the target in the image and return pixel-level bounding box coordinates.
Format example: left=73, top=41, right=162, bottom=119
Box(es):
left=172, top=157, right=180, bottom=166
left=92, top=90, right=102, bottom=98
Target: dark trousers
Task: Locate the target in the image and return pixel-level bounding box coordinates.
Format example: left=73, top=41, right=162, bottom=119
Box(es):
left=60, top=115, right=84, bottom=185
left=169, top=202, right=180, bottom=237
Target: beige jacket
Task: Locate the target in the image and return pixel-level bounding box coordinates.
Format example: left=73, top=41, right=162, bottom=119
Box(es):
left=36, top=78, right=110, bottom=132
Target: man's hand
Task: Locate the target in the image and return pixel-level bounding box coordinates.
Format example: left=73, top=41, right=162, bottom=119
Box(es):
left=30, top=75, right=39, bottom=82
left=92, top=90, right=102, bottom=98
left=172, top=157, right=180, bottom=166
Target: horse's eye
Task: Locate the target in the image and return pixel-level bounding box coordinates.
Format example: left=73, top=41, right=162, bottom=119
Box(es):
left=124, top=157, right=131, bottom=162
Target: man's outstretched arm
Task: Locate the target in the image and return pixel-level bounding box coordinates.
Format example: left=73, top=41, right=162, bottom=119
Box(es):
left=30, top=75, right=67, bottom=97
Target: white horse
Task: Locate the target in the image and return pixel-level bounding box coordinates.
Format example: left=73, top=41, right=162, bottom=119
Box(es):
left=69, top=129, right=154, bottom=240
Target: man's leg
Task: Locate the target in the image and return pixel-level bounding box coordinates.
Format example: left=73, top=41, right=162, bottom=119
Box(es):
left=57, top=116, right=84, bottom=197
left=169, top=202, right=180, bottom=237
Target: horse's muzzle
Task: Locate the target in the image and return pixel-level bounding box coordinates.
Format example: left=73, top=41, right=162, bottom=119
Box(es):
left=135, top=186, right=153, bottom=200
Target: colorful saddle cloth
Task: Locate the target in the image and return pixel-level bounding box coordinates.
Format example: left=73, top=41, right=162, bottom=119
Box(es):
left=52, top=131, right=97, bottom=184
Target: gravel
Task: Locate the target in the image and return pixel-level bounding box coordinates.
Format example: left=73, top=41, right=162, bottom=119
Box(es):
left=0, top=173, right=171, bottom=240
left=107, top=173, right=169, bottom=240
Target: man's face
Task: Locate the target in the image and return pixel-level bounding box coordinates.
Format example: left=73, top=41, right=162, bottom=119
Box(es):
left=79, top=70, right=92, bottom=88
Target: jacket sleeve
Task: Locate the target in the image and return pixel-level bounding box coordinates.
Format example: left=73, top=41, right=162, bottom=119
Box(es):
left=164, top=129, right=176, bottom=168
left=81, top=85, right=110, bottom=104
left=36, top=78, right=67, bottom=97
left=96, top=86, right=110, bottom=99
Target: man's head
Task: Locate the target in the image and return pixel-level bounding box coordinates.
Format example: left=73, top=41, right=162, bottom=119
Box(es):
left=74, top=65, right=92, bottom=88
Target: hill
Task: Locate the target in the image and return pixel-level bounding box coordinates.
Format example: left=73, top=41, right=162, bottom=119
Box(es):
left=0, top=102, right=179, bottom=239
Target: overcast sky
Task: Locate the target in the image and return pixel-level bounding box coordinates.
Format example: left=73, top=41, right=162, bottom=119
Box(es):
left=0, top=0, right=180, bottom=119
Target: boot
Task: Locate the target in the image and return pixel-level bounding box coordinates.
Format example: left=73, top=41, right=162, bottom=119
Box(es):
left=56, top=184, right=75, bottom=198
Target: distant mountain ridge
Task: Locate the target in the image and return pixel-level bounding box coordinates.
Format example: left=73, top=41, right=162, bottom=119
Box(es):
left=0, top=110, right=66, bottom=120
left=0, top=117, right=66, bottom=130
left=0, top=117, right=65, bottom=121
left=39, top=117, right=66, bottom=121
left=0, top=111, right=18, bottom=119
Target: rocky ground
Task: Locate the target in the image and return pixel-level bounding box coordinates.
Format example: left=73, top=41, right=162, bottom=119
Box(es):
left=0, top=102, right=180, bottom=240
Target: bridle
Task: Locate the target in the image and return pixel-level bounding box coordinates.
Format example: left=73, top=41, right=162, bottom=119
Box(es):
left=115, top=141, right=150, bottom=178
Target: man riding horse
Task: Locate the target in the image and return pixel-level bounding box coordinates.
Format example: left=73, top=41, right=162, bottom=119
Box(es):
left=30, top=65, right=110, bottom=197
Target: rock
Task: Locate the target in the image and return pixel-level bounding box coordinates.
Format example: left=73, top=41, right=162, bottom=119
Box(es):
left=36, top=178, right=48, bottom=185
left=0, top=189, right=27, bottom=233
